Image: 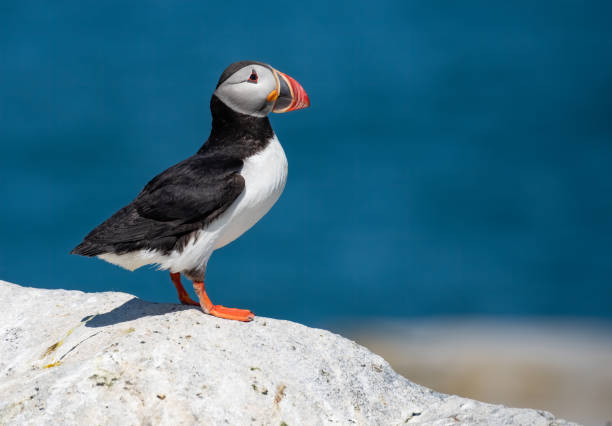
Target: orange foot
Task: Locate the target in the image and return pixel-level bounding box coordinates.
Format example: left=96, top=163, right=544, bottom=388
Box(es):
left=193, top=281, right=254, bottom=322
left=170, top=272, right=199, bottom=306
left=209, top=305, right=255, bottom=322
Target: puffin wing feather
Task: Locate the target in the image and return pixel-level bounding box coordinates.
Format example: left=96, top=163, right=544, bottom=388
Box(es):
left=71, top=153, right=245, bottom=256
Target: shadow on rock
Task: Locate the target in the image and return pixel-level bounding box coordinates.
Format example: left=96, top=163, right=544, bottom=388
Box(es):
left=82, top=298, right=196, bottom=327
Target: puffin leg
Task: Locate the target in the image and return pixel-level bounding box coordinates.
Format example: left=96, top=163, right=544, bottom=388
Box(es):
left=193, top=281, right=254, bottom=322
left=170, top=272, right=199, bottom=306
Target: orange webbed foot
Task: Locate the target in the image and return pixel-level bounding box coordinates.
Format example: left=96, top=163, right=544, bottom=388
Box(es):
left=209, top=305, right=255, bottom=322
left=192, top=281, right=255, bottom=322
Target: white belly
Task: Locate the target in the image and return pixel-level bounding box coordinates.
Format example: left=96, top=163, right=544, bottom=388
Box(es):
left=99, top=135, right=288, bottom=273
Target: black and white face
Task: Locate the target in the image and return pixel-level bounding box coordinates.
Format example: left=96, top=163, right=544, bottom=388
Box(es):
left=214, top=61, right=310, bottom=117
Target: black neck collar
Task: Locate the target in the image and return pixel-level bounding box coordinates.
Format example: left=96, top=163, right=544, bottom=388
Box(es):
left=198, top=95, right=274, bottom=158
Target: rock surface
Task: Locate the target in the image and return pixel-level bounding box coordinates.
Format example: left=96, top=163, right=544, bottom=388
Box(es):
left=0, top=281, right=576, bottom=425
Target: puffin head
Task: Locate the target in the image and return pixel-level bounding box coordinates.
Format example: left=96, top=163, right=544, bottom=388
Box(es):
left=213, top=61, right=310, bottom=117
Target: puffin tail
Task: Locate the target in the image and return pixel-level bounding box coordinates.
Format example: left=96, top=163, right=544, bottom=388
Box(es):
left=70, top=240, right=105, bottom=257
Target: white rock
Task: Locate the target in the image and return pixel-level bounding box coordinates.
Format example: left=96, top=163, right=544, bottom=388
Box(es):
left=0, top=281, right=577, bottom=425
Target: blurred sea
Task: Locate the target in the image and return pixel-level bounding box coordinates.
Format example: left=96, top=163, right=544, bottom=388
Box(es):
left=1, top=1, right=611, bottom=326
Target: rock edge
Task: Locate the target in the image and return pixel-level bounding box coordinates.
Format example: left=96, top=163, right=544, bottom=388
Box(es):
left=0, top=281, right=577, bottom=425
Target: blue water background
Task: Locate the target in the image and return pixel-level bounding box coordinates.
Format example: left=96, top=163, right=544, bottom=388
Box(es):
left=1, top=1, right=611, bottom=326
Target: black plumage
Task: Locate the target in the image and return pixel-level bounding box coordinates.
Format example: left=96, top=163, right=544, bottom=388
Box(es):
left=71, top=95, right=274, bottom=257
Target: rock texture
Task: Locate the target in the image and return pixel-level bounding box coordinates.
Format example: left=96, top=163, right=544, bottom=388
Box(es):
left=0, top=281, right=576, bottom=425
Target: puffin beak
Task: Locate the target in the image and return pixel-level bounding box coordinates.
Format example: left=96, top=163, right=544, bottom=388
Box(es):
left=270, top=69, right=310, bottom=113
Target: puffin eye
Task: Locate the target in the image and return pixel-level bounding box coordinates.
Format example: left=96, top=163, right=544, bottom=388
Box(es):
left=248, top=70, right=258, bottom=83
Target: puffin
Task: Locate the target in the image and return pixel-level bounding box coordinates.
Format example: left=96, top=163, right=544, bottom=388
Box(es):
left=71, top=60, right=309, bottom=322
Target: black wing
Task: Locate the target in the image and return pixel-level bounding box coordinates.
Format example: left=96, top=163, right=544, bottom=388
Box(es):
left=71, top=154, right=245, bottom=256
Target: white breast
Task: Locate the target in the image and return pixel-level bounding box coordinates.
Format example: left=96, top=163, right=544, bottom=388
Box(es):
left=100, top=135, right=288, bottom=274
left=213, top=134, right=288, bottom=249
